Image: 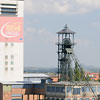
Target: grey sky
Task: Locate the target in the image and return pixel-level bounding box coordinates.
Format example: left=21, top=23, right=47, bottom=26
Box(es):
left=24, top=0, right=100, bottom=68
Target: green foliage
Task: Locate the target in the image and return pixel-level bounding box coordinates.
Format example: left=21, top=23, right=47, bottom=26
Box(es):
left=86, top=74, right=91, bottom=81
left=74, top=62, right=81, bottom=81
left=74, top=62, right=86, bottom=81
left=98, top=70, right=100, bottom=82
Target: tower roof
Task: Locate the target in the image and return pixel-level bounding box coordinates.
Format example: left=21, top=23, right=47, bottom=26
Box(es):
left=57, top=24, right=75, bottom=34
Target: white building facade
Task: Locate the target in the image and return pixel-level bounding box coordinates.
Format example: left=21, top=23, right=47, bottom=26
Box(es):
left=0, top=0, right=24, bottom=81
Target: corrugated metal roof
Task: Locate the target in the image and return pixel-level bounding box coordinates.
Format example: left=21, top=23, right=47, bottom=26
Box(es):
left=47, top=81, right=100, bottom=86
left=24, top=73, right=50, bottom=78
left=0, top=81, right=41, bottom=85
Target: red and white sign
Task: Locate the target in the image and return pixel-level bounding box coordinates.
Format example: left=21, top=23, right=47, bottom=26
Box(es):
left=0, top=17, right=23, bottom=42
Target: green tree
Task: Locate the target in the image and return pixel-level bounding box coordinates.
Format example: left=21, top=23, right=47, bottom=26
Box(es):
left=98, top=70, right=100, bottom=82
left=80, top=67, right=86, bottom=81
left=74, top=62, right=81, bottom=81
left=86, top=74, right=91, bottom=81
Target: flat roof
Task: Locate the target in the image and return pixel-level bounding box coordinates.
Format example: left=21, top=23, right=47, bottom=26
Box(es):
left=0, top=81, right=41, bottom=85
left=47, top=81, right=100, bottom=86
left=24, top=73, right=50, bottom=78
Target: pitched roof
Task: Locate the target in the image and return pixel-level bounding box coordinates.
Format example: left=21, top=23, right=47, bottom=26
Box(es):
left=57, top=24, right=75, bottom=34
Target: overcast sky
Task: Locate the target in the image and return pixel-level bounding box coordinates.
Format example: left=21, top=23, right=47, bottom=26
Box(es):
left=24, top=0, right=100, bottom=68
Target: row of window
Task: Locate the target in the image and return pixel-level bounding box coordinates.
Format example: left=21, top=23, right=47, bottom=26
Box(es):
left=34, top=84, right=45, bottom=89
left=5, top=61, right=14, bottom=65
left=5, top=55, right=14, bottom=60
left=12, top=84, right=33, bottom=88
left=46, top=98, right=95, bottom=100
left=5, top=67, right=14, bottom=71
left=47, top=86, right=65, bottom=93
left=12, top=94, right=22, bottom=97
left=47, top=86, right=100, bottom=94
left=0, top=3, right=17, bottom=16
left=5, top=43, right=14, bottom=47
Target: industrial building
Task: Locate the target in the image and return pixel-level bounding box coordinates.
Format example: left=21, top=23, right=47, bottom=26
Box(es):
left=0, top=0, right=100, bottom=100
left=46, top=81, right=100, bottom=100
left=0, top=0, right=24, bottom=81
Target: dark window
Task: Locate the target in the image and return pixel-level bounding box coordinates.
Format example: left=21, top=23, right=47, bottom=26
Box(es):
left=67, top=87, right=72, bottom=93
left=73, top=88, right=80, bottom=94
left=52, top=98, right=55, bottom=100
left=51, top=86, right=55, bottom=92
left=61, top=87, right=65, bottom=93
left=1, top=11, right=16, bottom=16
left=56, top=87, right=60, bottom=92
left=47, top=86, right=50, bottom=92
left=1, top=8, right=16, bottom=12
left=1, top=4, right=16, bottom=6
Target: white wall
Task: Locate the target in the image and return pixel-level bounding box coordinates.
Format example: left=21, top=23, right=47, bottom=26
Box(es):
left=0, top=42, right=23, bottom=81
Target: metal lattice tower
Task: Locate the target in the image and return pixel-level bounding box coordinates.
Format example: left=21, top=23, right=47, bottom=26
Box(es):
left=57, top=24, right=75, bottom=81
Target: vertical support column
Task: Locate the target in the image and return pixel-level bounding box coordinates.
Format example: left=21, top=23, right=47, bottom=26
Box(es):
left=39, top=94, right=40, bottom=100
left=27, top=94, right=29, bottom=100
left=73, top=34, right=74, bottom=47
left=33, top=94, right=34, bottom=100
left=58, top=34, right=60, bottom=81
left=22, top=95, right=23, bottom=100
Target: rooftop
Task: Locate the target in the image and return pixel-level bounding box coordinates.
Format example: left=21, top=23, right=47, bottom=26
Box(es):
left=57, top=24, right=75, bottom=34
left=24, top=73, right=50, bottom=78
left=47, top=81, right=100, bottom=86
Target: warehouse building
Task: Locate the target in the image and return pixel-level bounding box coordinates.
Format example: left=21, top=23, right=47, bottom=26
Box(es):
left=46, top=81, right=100, bottom=100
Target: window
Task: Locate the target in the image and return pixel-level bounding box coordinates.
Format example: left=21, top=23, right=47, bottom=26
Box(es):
left=1, top=4, right=16, bottom=6
left=67, top=99, right=71, bottom=100
left=11, top=43, right=14, bottom=47
left=5, top=43, right=8, bottom=47
left=5, top=61, right=8, bottom=65
left=5, top=55, right=8, bottom=59
left=12, top=84, right=32, bottom=88
left=67, top=87, right=72, bottom=93
left=1, top=8, right=16, bottom=12
left=52, top=98, right=55, bottom=100
left=82, top=87, right=90, bottom=92
left=12, top=94, right=22, bottom=97
left=85, top=98, right=89, bottom=100
left=73, top=88, right=80, bottom=94
left=11, top=55, right=14, bottom=60
left=11, top=67, right=14, bottom=71
left=47, top=86, right=50, bottom=92
left=61, top=87, right=65, bottom=93
left=5, top=67, right=8, bottom=71
left=80, top=98, right=83, bottom=100
left=56, top=87, right=60, bottom=92
left=97, top=86, right=100, bottom=92
left=73, top=98, right=77, bottom=100
left=51, top=86, right=55, bottom=92
left=86, top=87, right=90, bottom=92
left=1, top=11, right=16, bottom=16
left=11, top=61, right=14, bottom=65
left=91, top=86, right=96, bottom=92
